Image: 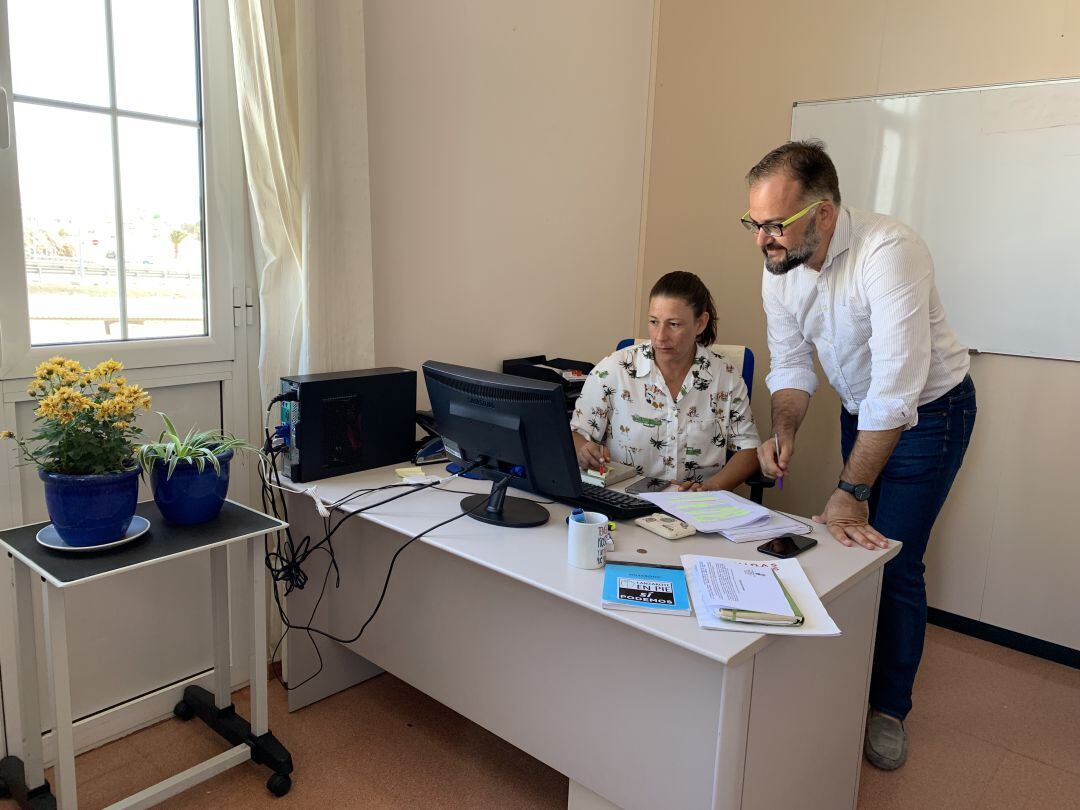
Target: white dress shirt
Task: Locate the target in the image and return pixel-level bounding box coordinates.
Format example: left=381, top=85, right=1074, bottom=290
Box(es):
left=762, top=207, right=969, bottom=431
left=570, top=342, right=761, bottom=481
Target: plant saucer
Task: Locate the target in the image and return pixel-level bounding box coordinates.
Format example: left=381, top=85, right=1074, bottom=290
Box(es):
left=36, top=515, right=151, bottom=553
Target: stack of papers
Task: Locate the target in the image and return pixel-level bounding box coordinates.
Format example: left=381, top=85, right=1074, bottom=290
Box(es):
left=638, top=490, right=769, bottom=533
left=684, top=555, right=801, bottom=624
left=681, top=555, right=840, bottom=636
left=638, top=490, right=810, bottom=542
left=718, top=511, right=812, bottom=543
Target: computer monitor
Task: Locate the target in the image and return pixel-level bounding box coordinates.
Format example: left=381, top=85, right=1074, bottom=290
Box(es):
left=422, top=360, right=584, bottom=528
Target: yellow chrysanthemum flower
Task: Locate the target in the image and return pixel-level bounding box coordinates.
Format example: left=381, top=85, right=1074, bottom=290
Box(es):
left=17, top=356, right=148, bottom=474
left=0, top=430, right=13, bottom=439
left=89, top=359, right=124, bottom=380
left=34, top=360, right=61, bottom=380
left=115, top=384, right=152, bottom=411
left=94, top=397, right=135, bottom=422
left=35, top=387, right=94, bottom=423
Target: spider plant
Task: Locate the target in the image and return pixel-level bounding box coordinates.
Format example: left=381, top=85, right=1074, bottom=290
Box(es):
left=137, top=413, right=263, bottom=480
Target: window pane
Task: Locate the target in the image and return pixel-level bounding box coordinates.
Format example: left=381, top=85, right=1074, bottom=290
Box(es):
left=118, top=118, right=206, bottom=338
left=112, top=0, right=198, bottom=120
left=9, top=0, right=110, bottom=107
left=15, top=103, right=121, bottom=345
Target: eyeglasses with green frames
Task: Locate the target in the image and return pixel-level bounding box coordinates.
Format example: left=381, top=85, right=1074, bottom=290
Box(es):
left=740, top=200, right=826, bottom=238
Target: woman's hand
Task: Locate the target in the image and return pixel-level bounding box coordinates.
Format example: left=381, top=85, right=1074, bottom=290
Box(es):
left=574, top=437, right=610, bottom=471
left=677, top=449, right=758, bottom=492
left=678, top=474, right=725, bottom=492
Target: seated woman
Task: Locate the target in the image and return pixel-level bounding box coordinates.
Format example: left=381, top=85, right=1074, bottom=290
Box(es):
left=570, top=271, right=760, bottom=491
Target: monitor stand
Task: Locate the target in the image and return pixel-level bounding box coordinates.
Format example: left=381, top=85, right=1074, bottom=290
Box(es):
left=461, top=474, right=549, bottom=528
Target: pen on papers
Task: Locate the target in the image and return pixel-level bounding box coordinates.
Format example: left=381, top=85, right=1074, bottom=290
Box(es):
left=598, top=443, right=605, bottom=475
left=773, top=433, right=783, bottom=490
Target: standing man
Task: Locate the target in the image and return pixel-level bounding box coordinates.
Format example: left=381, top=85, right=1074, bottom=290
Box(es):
left=745, top=141, right=976, bottom=770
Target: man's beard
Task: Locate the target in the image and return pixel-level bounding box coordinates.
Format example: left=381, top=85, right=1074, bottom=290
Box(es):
left=764, top=214, right=821, bottom=275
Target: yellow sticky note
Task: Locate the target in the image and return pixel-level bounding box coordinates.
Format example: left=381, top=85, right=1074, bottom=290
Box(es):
left=395, top=466, right=424, bottom=478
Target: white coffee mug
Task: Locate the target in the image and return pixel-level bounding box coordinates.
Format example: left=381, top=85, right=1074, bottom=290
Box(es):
left=567, top=511, right=613, bottom=569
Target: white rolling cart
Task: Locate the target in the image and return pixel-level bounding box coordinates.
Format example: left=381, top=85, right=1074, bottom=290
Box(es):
left=0, top=500, right=290, bottom=810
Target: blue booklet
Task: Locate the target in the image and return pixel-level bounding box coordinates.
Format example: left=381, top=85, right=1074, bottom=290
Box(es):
left=601, top=562, right=691, bottom=615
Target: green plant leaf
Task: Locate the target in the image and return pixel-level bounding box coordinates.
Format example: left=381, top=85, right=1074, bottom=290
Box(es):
left=160, top=412, right=181, bottom=445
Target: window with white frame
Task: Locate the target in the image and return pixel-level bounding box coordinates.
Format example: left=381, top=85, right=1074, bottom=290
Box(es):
left=8, top=0, right=205, bottom=346
left=0, top=0, right=242, bottom=379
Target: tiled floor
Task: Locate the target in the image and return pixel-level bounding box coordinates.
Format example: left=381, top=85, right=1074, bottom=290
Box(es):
left=3, top=625, right=1077, bottom=809
left=857, top=627, right=1080, bottom=809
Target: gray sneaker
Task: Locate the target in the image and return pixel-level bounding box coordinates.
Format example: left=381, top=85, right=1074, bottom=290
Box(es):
left=864, top=711, right=908, bottom=770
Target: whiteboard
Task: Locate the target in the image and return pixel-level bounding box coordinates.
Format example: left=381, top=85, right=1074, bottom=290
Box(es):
left=791, top=79, right=1080, bottom=362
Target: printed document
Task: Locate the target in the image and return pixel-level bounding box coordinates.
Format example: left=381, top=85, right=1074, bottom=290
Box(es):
left=639, top=490, right=769, bottom=533
left=685, top=557, right=793, bottom=616
left=681, top=555, right=841, bottom=636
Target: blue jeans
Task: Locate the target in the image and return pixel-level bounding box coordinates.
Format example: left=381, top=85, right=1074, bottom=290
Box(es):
left=840, top=375, right=976, bottom=720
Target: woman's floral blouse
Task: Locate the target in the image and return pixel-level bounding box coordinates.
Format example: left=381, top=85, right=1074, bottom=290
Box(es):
left=570, top=342, right=760, bottom=482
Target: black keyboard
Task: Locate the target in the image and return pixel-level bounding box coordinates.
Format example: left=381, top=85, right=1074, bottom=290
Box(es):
left=561, top=482, right=659, bottom=521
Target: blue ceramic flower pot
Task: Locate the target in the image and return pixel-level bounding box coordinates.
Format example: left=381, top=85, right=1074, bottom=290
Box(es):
left=150, top=448, right=233, bottom=525
left=39, top=467, right=140, bottom=547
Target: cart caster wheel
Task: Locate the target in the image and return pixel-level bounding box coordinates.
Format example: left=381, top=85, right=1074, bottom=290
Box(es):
left=267, top=773, right=291, bottom=797
left=173, top=700, right=195, bottom=721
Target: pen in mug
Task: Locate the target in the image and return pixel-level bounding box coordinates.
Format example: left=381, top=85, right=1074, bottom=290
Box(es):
left=773, top=433, right=783, bottom=489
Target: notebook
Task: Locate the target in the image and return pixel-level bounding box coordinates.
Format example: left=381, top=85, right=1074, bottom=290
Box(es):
left=601, top=562, right=691, bottom=615
left=581, top=461, right=636, bottom=488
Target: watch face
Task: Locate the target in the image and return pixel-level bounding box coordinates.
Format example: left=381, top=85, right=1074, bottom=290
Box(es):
left=839, top=480, right=873, bottom=501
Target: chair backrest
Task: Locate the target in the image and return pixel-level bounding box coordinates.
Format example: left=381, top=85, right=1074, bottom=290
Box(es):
left=615, top=338, right=755, bottom=399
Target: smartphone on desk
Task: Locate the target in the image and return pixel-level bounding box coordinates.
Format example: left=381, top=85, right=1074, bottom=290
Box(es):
left=757, top=534, right=817, bottom=559
left=625, top=477, right=672, bottom=495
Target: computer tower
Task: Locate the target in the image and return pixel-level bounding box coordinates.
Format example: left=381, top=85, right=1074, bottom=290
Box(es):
left=279, top=368, right=416, bottom=483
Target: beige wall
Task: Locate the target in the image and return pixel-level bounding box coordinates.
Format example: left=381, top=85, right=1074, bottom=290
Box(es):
left=365, top=0, right=655, bottom=401
left=643, top=0, right=1080, bottom=647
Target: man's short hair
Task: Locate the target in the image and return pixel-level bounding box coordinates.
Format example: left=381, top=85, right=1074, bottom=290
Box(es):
left=747, top=140, right=841, bottom=205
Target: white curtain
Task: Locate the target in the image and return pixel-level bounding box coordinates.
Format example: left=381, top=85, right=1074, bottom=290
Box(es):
left=228, top=0, right=376, bottom=407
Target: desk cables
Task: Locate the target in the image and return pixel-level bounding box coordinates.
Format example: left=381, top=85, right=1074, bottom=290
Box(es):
left=258, top=395, right=484, bottom=690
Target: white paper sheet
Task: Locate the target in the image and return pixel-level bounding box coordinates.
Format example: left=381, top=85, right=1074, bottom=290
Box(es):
left=687, top=557, right=793, bottom=615
left=719, top=512, right=813, bottom=543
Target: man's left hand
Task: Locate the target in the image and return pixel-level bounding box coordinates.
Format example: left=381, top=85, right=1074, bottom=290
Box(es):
left=813, top=489, right=890, bottom=550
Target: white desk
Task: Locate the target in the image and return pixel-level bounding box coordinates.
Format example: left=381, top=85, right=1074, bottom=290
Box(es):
left=282, top=468, right=899, bottom=810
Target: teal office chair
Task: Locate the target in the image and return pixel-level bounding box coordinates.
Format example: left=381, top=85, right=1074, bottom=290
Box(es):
left=614, top=338, right=775, bottom=503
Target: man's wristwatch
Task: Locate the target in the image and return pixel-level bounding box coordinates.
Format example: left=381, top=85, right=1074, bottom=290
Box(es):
left=837, top=480, right=872, bottom=501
